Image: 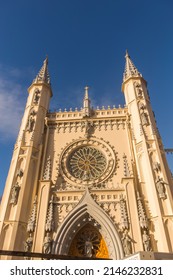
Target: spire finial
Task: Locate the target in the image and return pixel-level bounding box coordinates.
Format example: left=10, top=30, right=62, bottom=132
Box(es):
left=125, top=49, right=129, bottom=58
left=33, top=57, right=51, bottom=85
left=123, top=50, right=142, bottom=82
left=44, top=55, right=48, bottom=65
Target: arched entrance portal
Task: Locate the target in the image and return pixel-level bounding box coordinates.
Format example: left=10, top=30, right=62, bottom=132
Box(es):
left=53, top=189, right=124, bottom=259
left=68, top=223, right=109, bottom=259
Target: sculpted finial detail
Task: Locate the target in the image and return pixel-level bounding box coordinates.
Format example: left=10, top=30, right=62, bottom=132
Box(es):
left=83, top=86, right=91, bottom=117
left=45, top=195, right=55, bottom=232
left=43, top=156, right=52, bottom=181
left=120, top=194, right=129, bottom=230
left=27, top=196, right=37, bottom=232
left=136, top=192, right=148, bottom=229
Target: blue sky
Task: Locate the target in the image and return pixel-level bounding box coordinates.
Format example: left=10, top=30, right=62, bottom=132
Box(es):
left=0, top=0, right=173, bottom=196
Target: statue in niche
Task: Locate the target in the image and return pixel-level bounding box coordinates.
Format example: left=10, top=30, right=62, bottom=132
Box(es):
left=83, top=170, right=90, bottom=181
left=139, top=102, right=145, bottom=111
left=141, top=111, right=149, bottom=126
left=30, top=109, right=36, bottom=116
left=84, top=239, right=94, bottom=257
left=152, top=162, right=160, bottom=173
left=156, top=177, right=167, bottom=199
left=135, top=83, right=143, bottom=98
left=121, top=229, right=133, bottom=256
left=44, top=117, right=48, bottom=127
left=24, top=233, right=33, bottom=252
left=27, top=216, right=35, bottom=233
left=43, top=232, right=52, bottom=254
left=10, top=182, right=20, bottom=205
left=83, top=120, right=94, bottom=137
left=26, top=115, right=35, bottom=132
left=16, top=168, right=23, bottom=178
left=33, top=89, right=40, bottom=104
left=142, top=230, right=151, bottom=251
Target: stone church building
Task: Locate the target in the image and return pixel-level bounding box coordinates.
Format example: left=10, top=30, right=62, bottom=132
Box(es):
left=0, top=52, right=173, bottom=259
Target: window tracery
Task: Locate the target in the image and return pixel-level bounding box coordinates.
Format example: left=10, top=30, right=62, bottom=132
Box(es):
left=69, top=147, right=106, bottom=180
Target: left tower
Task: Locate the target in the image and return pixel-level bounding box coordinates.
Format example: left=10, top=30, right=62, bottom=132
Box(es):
left=0, top=58, right=52, bottom=258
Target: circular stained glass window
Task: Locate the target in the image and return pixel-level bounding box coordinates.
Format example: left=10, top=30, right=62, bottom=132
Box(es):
left=68, top=146, right=107, bottom=181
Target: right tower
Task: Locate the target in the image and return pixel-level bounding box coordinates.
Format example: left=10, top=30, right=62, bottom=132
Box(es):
left=122, top=51, right=173, bottom=254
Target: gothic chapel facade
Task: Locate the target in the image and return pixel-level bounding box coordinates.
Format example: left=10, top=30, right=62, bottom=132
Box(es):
left=0, top=53, right=173, bottom=259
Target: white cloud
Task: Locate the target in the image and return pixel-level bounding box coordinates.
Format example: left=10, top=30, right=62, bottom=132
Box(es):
left=0, top=75, right=26, bottom=141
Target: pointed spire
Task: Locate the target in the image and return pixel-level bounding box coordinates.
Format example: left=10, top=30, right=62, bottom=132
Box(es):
left=33, top=57, right=51, bottom=85
left=123, top=50, right=142, bottom=82
left=83, top=86, right=91, bottom=117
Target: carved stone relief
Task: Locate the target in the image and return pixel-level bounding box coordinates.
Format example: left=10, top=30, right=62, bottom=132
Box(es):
left=136, top=192, right=152, bottom=251
left=10, top=182, right=20, bottom=205
left=43, top=156, right=52, bottom=181
left=136, top=191, right=148, bottom=229
left=121, top=229, right=134, bottom=256
left=24, top=233, right=33, bottom=253
left=27, top=196, right=37, bottom=232
left=58, top=202, right=77, bottom=224
left=142, top=230, right=151, bottom=251
left=155, top=177, right=167, bottom=200
left=122, top=154, right=132, bottom=177
left=45, top=195, right=55, bottom=232
left=16, top=168, right=23, bottom=178
left=26, top=109, right=36, bottom=132
left=138, top=102, right=149, bottom=126
left=119, top=194, right=129, bottom=230
left=135, top=83, right=143, bottom=99
left=42, top=232, right=52, bottom=254
left=55, top=119, right=126, bottom=134
left=152, top=161, right=160, bottom=174
left=33, top=88, right=40, bottom=104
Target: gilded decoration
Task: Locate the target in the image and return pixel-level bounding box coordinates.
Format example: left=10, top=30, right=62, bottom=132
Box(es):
left=68, top=224, right=109, bottom=259
left=59, top=137, right=116, bottom=186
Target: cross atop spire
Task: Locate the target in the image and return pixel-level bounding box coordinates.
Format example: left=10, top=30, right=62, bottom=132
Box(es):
left=33, top=57, right=51, bottom=85
left=123, top=50, right=142, bottom=82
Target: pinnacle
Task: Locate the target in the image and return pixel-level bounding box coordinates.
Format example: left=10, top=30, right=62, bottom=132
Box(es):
left=123, top=51, right=142, bottom=82
left=83, top=86, right=91, bottom=117
left=84, top=86, right=89, bottom=99
left=33, top=57, right=51, bottom=85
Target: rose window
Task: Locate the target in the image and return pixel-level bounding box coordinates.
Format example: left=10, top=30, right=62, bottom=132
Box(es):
left=69, top=146, right=106, bottom=181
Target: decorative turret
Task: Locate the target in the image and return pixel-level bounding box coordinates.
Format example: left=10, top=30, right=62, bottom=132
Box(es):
left=83, top=86, right=91, bottom=117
